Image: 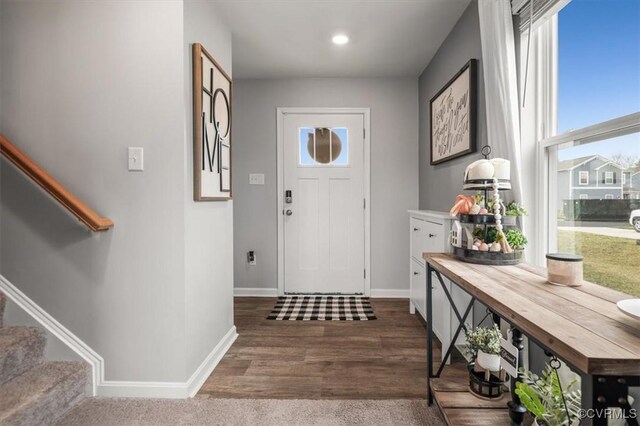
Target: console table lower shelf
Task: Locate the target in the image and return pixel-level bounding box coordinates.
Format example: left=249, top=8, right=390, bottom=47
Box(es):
left=431, top=359, right=511, bottom=425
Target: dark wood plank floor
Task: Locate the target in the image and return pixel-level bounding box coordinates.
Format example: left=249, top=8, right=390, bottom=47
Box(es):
left=197, top=297, right=439, bottom=399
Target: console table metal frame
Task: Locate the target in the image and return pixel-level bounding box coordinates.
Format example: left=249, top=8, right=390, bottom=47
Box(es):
left=424, top=253, right=640, bottom=426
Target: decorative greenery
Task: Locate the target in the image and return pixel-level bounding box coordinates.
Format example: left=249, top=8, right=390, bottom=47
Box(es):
left=516, top=382, right=546, bottom=420
left=473, top=226, right=498, bottom=244
left=472, top=226, right=484, bottom=242
left=505, top=228, right=528, bottom=249
left=505, top=201, right=527, bottom=217
left=465, top=324, right=501, bottom=356
left=515, top=366, right=581, bottom=426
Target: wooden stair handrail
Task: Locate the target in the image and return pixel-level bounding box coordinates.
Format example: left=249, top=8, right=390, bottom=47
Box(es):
left=0, top=135, right=113, bottom=232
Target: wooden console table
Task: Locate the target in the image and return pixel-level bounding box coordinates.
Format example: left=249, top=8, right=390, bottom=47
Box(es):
left=423, top=252, right=640, bottom=426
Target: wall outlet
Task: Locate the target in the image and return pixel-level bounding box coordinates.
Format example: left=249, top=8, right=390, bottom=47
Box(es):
left=249, top=173, right=265, bottom=185
left=247, top=251, right=256, bottom=265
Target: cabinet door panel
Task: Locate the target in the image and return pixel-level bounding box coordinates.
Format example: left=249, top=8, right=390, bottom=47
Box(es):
left=431, top=271, right=451, bottom=361
left=450, top=285, right=473, bottom=347
left=411, top=259, right=426, bottom=319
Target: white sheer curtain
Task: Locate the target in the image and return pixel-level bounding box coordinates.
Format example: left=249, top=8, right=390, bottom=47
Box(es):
left=477, top=0, right=524, bottom=208
left=478, top=0, right=529, bottom=369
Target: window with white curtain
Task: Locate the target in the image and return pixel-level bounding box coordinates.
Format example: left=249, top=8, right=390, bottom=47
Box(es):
left=520, top=0, right=640, bottom=295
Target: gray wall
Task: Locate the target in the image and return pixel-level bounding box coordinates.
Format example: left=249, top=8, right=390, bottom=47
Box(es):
left=232, top=78, right=419, bottom=292
left=0, top=0, right=234, bottom=384
left=418, top=1, right=485, bottom=210
left=416, top=0, right=489, bottom=330
left=183, top=0, right=235, bottom=376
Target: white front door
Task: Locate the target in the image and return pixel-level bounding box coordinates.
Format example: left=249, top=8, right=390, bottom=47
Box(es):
left=282, top=112, right=365, bottom=294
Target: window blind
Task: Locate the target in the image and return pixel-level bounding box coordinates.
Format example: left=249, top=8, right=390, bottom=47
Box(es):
left=512, top=0, right=570, bottom=32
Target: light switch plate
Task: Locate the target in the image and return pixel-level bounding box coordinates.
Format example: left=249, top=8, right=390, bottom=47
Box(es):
left=128, top=147, right=144, bottom=171
left=249, top=173, right=265, bottom=185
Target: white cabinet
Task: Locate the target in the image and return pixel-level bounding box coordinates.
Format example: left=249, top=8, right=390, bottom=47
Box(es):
left=409, top=210, right=472, bottom=357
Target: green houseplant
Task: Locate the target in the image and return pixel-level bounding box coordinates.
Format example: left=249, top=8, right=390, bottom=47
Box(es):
left=465, top=324, right=502, bottom=371
left=515, top=366, right=581, bottom=426
left=505, top=228, right=528, bottom=250
left=505, top=201, right=528, bottom=217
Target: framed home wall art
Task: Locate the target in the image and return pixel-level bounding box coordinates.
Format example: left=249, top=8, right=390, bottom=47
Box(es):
left=193, top=43, right=232, bottom=201
left=430, top=59, right=477, bottom=165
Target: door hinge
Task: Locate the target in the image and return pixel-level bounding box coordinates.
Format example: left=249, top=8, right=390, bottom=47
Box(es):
left=363, top=198, right=366, bottom=209
left=364, top=269, right=366, bottom=279
left=363, top=128, right=366, bottom=139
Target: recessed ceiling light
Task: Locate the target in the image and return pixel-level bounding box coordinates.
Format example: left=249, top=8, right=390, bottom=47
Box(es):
left=332, top=34, right=349, bottom=45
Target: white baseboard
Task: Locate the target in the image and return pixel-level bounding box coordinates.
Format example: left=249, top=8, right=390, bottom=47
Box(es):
left=1, top=273, right=238, bottom=399
left=97, top=326, right=238, bottom=398
left=234, top=287, right=278, bottom=297
left=234, top=288, right=409, bottom=298
left=370, top=289, right=410, bottom=298
left=0, top=274, right=104, bottom=396
left=186, top=326, right=237, bottom=397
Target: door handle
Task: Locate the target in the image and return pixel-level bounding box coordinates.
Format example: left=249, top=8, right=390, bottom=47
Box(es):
left=428, top=233, right=436, bottom=238
left=285, top=209, right=293, bottom=216
left=413, top=228, right=420, bottom=231
left=413, top=271, right=420, bottom=276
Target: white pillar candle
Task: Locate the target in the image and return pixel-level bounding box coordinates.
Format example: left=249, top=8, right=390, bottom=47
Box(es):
left=490, top=158, right=511, bottom=180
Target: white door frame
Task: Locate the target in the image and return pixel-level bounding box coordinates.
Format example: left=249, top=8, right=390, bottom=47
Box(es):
left=276, top=107, right=371, bottom=297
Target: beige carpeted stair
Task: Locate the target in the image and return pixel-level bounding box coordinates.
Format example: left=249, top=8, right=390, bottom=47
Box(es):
left=0, top=291, right=89, bottom=425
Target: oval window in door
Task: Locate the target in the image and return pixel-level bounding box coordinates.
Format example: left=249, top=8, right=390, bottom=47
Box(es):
left=307, top=128, right=342, bottom=164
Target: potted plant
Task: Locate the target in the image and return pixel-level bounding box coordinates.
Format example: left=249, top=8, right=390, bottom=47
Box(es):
left=505, top=228, right=528, bottom=250
left=465, top=324, right=502, bottom=371
left=515, top=366, right=581, bottom=426
left=505, top=201, right=527, bottom=217
left=502, top=201, right=527, bottom=225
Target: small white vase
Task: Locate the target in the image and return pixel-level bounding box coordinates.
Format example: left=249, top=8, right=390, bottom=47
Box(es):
left=476, top=349, right=501, bottom=372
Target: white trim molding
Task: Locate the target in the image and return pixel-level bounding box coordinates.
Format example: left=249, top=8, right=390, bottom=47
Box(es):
left=0, top=274, right=104, bottom=396
left=0, top=273, right=238, bottom=399
left=595, top=161, right=625, bottom=170
left=97, top=326, right=237, bottom=398
left=570, top=186, right=622, bottom=190
left=234, top=287, right=278, bottom=297
left=276, top=107, right=372, bottom=297
left=370, top=289, right=410, bottom=299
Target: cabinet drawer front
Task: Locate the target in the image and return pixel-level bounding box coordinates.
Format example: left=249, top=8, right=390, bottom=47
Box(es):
left=423, top=221, right=443, bottom=253
left=410, top=217, right=444, bottom=261
left=410, top=218, right=426, bottom=262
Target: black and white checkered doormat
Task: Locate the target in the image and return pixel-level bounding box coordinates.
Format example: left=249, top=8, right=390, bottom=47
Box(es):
left=267, top=296, right=377, bottom=321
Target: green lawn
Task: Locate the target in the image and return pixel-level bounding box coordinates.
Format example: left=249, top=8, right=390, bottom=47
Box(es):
left=558, top=231, right=640, bottom=297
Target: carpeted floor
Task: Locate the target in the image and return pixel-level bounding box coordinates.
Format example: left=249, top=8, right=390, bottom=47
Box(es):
left=56, top=398, right=446, bottom=425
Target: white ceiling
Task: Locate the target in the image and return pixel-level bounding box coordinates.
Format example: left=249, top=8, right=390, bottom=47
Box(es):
left=214, top=0, right=472, bottom=79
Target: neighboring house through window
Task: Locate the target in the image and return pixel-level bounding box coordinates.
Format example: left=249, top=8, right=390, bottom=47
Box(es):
left=579, top=194, right=588, bottom=200
left=579, top=171, right=588, bottom=185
